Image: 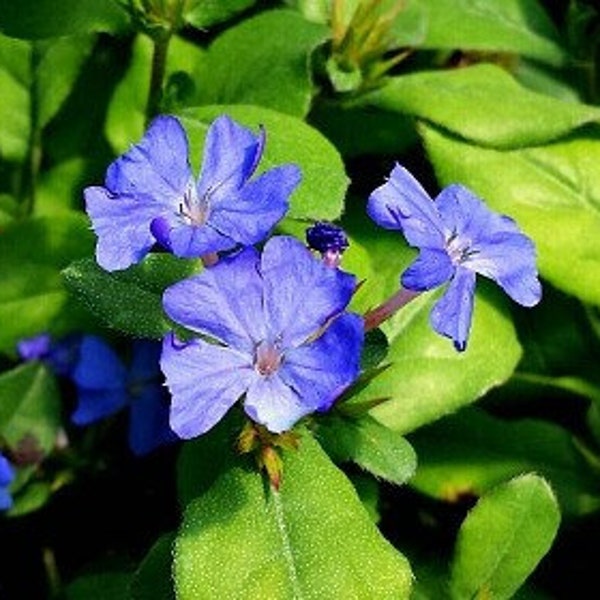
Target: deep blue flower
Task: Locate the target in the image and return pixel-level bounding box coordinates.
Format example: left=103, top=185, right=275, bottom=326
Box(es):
left=161, top=235, right=364, bottom=438
left=0, top=453, right=14, bottom=511
left=85, top=114, right=301, bottom=271
left=71, top=338, right=177, bottom=455
left=367, top=164, right=542, bottom=350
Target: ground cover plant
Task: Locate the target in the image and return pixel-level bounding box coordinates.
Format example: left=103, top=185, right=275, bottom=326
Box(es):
left=0, top=0, right=599, bottom=598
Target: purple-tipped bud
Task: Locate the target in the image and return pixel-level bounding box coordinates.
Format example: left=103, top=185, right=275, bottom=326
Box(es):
left=306, top=222, right=349, bottom=268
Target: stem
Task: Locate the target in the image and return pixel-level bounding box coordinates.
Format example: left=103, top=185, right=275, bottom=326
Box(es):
left=363, top=287, right=421, bottom=331
left=145, top=32, right=171, bottom=123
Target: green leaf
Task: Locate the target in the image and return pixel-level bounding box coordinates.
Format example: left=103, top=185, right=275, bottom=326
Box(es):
left=62, top=254, right=200, bottom=339
left=317, top=413, right=417, bottom=485
left=0, top=213, right=95, bottom=353
left=130, top=533, right=176, bottom=600
left=0, top=362, right=61, bottom=455
left=193, top=9, right=328, bottom=117
left=449, top=474, right=560, bottom=600
left=352, top=286, right=522, bottom=433
left=66, top=572, right=132, bottom=600
left=174, top=432, right=412, bottom=599
left=179, top=105, right=349, bottom=222
left=0, top=34, right=95, bottom=162
left=7, top=480, right=52, bottom=517
left=0, top=0, right=129, bottom=39
left=408, top=408, right=600, bottom=517
left=183, top=0, right=255, bottom=29
left=421, top=124, right=600, bottom=306
left=417, top=0, right=566, bottom=66
left=356, top=64, right=600, bottom=148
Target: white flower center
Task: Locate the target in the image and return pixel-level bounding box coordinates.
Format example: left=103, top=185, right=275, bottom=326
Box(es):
left=254, top=340, right=283, bottom=376
left=179, top=180, right=210, bottom=226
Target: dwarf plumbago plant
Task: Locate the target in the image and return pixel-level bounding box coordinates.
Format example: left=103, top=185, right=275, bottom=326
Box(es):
left=3, top=1, right=599, bottom=598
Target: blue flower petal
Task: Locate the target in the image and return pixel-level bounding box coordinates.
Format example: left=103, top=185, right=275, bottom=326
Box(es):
left=197, top=115, right=265, bottom=200
left=163, top=247, right=265, bottom=353
left=367, top=164, right=445, bottom=248
left=244, top=374, right=310, bottom=433
left=401, top=248, right=455, bottom=291
left=71, top=336, right=128, bottom=390
left=430, top=267, right=477, bottom=351
left=17, top=333, right=52, bottom=361
left=0, top=454, right=14, bottom=487
left=161, top=334, right=255, bottom=438
left=71, top=388, right=130, bottom=425
left=105, top=115, right=191, bottom=203
left=129, top=340, right=162, bottom=382
left=280, top=313, right=363, bottom=414
left=209, top=164, right=300, bottom=245
left=150, top=215, right=235, bottom=258
left=128, top=384, right=177, bottom=456
left=436, top=184, right=541, bottom=306
left=85, top=187, right=158, bottom=271
left=261, top=236, right=356, bottom=348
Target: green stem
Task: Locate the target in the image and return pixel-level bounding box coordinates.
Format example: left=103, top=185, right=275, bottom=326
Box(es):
left=145, top=32, right=171, bottom=123
left=19, top=43, right=43, bottom=218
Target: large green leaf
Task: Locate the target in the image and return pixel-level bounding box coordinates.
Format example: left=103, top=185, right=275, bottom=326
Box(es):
left=356, top=64, right=600, bottom=149
left=449, top=474, right=560, bottom=600
left=0, top=362, right=61, bottom=455
left=130, top=533, right=176, bottom=600
left=0, top=34, right=94, bottom=163
left=0, top=0, right=129, bottom=39
left=179, top=105, right=349, bottom=222
left=193, top=9, right=328, bottom=117
left=0, top=213, right=95, bottom=354
left=421, top=124, right=600, bottom=306
left=174, top=432, right=412, bottom=598
left=62, top=254, right=200, bottom=339
left=408, top=408, right=600, bottom=516
left=416, top=0, right=566, bottom=66
left=350, top=286, right=522, bottom=434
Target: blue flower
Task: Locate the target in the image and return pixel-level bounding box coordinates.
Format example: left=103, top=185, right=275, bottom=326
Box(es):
left=160, top=236, right=364, bottom=438
left=306, top=221, right=349, bottom=268
left=367, top=164, right=542, bottom=350
left=0, top=453, right=14, bottom=511
left=71, top=338, right=177, bottom=455
left=85, top=114, right=301, bottom=271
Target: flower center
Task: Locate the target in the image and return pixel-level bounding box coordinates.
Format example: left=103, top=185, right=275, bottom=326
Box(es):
left=179, top=180, right=210, bottom=227
left=446, top=232, right=476, bottom=265
left=254, top=340, right=283, bottom=376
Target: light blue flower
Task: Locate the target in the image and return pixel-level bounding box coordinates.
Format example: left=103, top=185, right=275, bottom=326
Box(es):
left=85, top=114, right=301, bottom=271
left=368, top=164, right=542, bottom=350
left=160, top=236, right=364, bottom=438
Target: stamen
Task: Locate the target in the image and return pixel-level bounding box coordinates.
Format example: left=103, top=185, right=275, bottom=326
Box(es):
left=254, top=340, right=283, bottom=376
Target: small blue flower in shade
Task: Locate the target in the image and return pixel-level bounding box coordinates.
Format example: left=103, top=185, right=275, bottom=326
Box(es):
left=0, top=453, right=14, bottom=511
left=367, top=164, right=542, bottom=351
left=17, top=333, right=83, bottom=376
left=71, top=338, right=177, bottom=455
left=85, top=114, right=301, bottom=271
left=160, top=235, right=364, bottom=439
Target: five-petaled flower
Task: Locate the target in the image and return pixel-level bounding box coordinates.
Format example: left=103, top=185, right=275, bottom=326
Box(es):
left=160, top=236, right=364, bottom=438
left=367, top=164, right=542, bottom=350
left=85, top=114, right=301, bottom=271
left=71, top=338, right=177, bottom=456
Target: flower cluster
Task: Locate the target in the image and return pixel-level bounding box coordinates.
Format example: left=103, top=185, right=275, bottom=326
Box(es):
left=81, top=114, right=541, bottom=445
